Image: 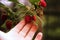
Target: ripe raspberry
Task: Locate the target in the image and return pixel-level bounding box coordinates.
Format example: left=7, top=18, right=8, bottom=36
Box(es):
left=39, top=0, right=47, bottom=7
left=1, top=14, right=7, bottom=21
left=32, top=15, right=36, bottom=21
left=6, top=20, right=13, bottom=30
left=25, top=15, right=32, bottom=23
left=0, top=8, right=7, bottom=21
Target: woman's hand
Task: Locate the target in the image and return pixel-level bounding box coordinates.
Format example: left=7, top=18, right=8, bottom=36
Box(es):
left=0, top=20, right=43, bottom=40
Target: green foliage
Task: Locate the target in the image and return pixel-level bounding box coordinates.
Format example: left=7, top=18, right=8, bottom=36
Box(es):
left=8, top=0, right=40, bottom=4
left=8, top=0, right=18, bottom=2
left=29, top=0, right=40, bottom=4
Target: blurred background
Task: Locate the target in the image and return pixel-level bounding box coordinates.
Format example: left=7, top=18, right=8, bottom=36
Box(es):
left=43, top=0, right=60, bottom=40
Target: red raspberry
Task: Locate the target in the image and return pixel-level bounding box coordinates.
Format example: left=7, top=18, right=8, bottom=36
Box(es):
left=32, top=15, right=36, bottom=21
left=6, top=20, right=13, bottom=30
left=39, top=0, right=47, bottom=7
left=1, top=13, right=7, bottom=21
left=25, top=15, right=32, bottom=23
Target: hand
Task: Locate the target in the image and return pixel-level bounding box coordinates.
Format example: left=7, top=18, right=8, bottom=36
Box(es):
left=0, top=20, right=43, bottom=40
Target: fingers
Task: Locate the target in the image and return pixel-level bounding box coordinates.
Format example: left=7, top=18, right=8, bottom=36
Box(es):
left=0, top=31, right=5, bottom=37
left=19, top=23, right=32, bottom=37
left=34, top=32, right=43, bottom=40
left=11, top=20, right=26, bottom=33
left=0, top=31, right=6, bottom=40
left=25, top=24, right=38, bottom=40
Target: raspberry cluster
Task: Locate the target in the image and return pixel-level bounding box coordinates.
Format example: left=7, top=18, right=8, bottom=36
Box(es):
left=25, top=15, right=36, bottom=23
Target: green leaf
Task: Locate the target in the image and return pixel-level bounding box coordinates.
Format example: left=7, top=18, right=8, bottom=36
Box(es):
left=29, top=0, right=40, bottom=4
left=0, top=3, right=5, bottom=7
left=8, top=0, right=18, bottom=2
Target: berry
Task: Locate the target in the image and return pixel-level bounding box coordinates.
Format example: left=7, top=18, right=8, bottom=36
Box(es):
left=25, top=15, right=36, bottom=23
left=39, top=0, right=47, bottom=7
left=1, top=14, right=7, bottom=21
left=6, top=20, right=13, bottom=30
left=32, top=15, right=36, bottom=21
left=25, top=15, right=32, bottom=23
left=0, top=8, right=7, bottom=21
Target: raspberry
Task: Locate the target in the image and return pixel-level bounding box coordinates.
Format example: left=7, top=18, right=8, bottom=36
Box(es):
left=32, top=15, right=36, bottom=21
left=1, top=14, right=7, bottom=21
left=25, top=15, right=32, bottom=23
left=6, top=20, right=13, bottom=30
left=0, top=8, right=7, bottom=21
left=39, top=0, right=47, bottom=7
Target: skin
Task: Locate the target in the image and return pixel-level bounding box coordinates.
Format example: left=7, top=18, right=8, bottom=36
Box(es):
left=0, top=0, right=43, bottom=40
left=0, top=20, right=43, bottom=40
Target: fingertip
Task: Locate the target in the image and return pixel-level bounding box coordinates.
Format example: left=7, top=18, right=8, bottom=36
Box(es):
left=38, top=32, right=43, bottom=37
left=35, top=32, right=43, bottom=40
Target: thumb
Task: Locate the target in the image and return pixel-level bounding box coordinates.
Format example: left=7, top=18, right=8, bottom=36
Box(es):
left=35, top=32, right=43, bottom=40
left=0, top=31, right=6, bottom=40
